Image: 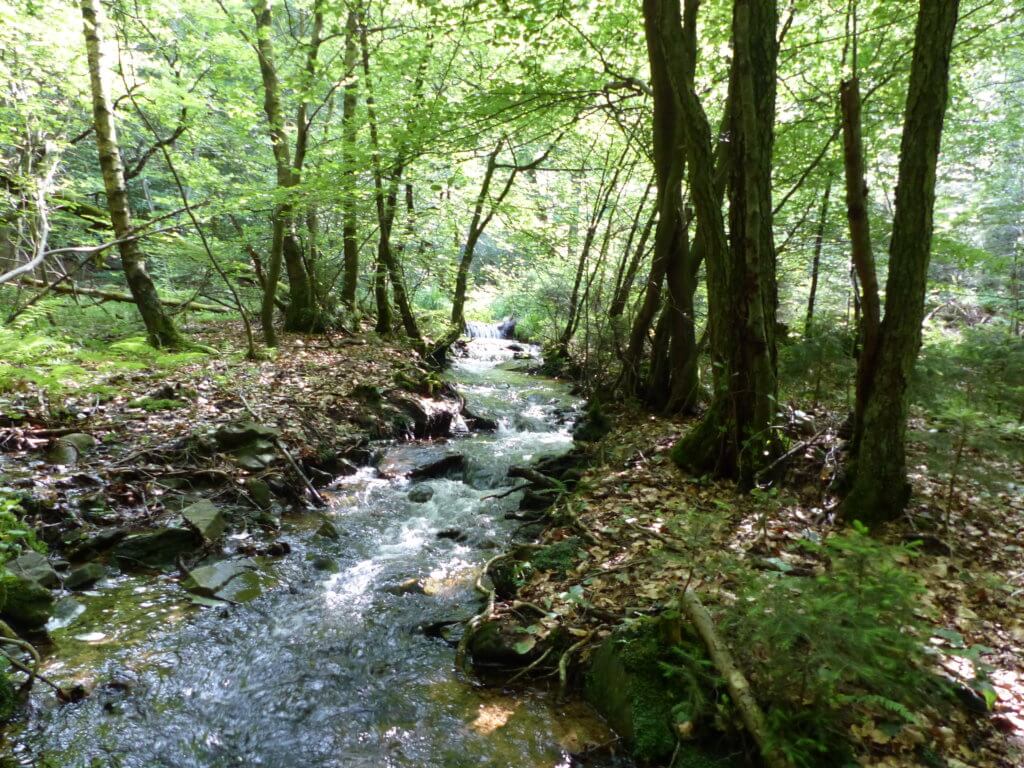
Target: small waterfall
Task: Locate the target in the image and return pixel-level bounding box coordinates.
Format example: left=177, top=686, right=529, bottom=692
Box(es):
left=465, top=317, right=516, bottom=339
left=464, top=321, right=501, bottom=339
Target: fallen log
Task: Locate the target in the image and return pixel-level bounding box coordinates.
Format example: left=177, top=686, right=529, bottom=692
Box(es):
left=14, top=277, right=230, bottom=313
left=681, top=589, right=793, bottom=768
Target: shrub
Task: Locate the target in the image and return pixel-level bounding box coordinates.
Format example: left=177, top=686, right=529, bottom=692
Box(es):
left=720, top=528, right=946, bottom=766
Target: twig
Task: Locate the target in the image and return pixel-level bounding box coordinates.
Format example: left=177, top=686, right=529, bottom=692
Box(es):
left=558, top=630, right=594, bottom=698
left=482, top=482, right=532, bottom=500
left=506, top=647, right=553, bottom=683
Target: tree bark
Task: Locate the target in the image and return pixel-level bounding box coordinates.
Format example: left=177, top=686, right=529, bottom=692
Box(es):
left=358, top=14, right=422, bottom=340
left=252, top=0, right=320, bottom=343
left=80, top=0, right=184, bottom=349
left=451, top=140, right=504, bottom=332
left=843, top=0, right=960, bottom=526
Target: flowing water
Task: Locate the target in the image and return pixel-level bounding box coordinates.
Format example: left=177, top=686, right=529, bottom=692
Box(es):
left=7, top=339, right=627, bottom=768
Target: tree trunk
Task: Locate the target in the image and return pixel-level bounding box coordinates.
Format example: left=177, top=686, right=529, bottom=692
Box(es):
left=843, top=0, right=960, bottom=526
left=340, top=8, right=360, bottom=309
left=669, top=0, right=779, bottom=485
left=804, top=176, right=831, bottom=337
left=451, top=140, right=504, bottom=332
left=252, top=0, right=319, bottom=343
left=622, top=0, right=689, bottom=399
left=359, top=14, right=421, bottom=341
left=609, top=205, right=656, bottom=320
left=840, top=77, right=882, bottom=447
left=80, top=0, right=184, bottom=349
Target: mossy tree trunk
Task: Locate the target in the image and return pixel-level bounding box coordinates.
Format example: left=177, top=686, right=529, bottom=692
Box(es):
left=842, top=0, right=960, bottom=526
left=80, top=0, right=185, bottom=349
left=252, top=0, right=321, bottom=345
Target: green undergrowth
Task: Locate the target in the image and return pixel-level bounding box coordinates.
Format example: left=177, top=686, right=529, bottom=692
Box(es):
left=0, top=497, right=45, bottom=566
left=0, top=323, right=209, bottom=405
left=712, top=528, right=955, bottom=767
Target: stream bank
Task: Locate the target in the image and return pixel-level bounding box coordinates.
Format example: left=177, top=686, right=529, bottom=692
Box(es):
left=1, top=332, right=630, bottom=767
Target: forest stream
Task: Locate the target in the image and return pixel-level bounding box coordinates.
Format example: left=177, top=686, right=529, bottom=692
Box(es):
left=7, top=339, right=622, bottom=768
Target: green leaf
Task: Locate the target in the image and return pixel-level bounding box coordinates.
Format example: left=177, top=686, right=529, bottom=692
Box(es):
left=513, top=636, right=536, bottom=655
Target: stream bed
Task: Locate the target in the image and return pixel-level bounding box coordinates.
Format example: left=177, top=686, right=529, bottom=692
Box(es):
left=7, top=339, right=626, bottom=768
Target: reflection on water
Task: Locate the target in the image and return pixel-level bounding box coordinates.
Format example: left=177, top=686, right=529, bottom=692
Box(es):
left=7, top=339, right=629, bottom=768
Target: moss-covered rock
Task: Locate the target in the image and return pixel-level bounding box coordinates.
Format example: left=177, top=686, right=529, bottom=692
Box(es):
left=573, top=400, right=611, bottom=443
left=585, top=619, right=677, bottom=763
left=113, top=527, right=201, bottom=570
left=0, top=568, right=55, bottom=629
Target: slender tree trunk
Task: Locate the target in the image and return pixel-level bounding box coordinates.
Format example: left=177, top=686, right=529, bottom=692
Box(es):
left=451, top=140, right=504, bottom=332
left=359, top=15, right=421, bottom=340
left=340, top=9, right=360, bottom=309
left=609, top=179, right=655, bottom=318
left=840, top=77, right=882, bottom=447
left=622, top=0, right=688, bottom=398
left=805, top=175, right=832, bottom=337
left=80, top=0, right=184, bottom=348
left=843, top=0, right=960, bottom=525
left=609, top=206, right=656, bottom=319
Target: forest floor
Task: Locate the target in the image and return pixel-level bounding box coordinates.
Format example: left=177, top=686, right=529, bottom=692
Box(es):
left=503, top=402, right=1024, bottom=768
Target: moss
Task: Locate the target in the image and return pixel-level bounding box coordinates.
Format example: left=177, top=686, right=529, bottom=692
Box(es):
left=585, top=619, right=677, bottom=762
left=529, top=538, right=583, bottom=575
left=0, top=661, right=15, bottom=722
left=129, top=397, right=186, bottom=411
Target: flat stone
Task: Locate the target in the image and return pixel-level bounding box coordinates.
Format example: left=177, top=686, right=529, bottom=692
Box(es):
left=181, top=500, right=227, bottom=542
left=231, top=440, right=278, bottom=471
left=113, top=528, right=200, bottom=569
left=436, top=528, right=468, bottom=542
left=244, top=478, right=273, bottom=510
left=212, top=421, right=280, bottom=450
left=409, top=454, right=465, bottom=480
left=183, top=558, right=257, bottom=596
left=6, top=551, right=59, bottom=588
left=67, top=528, right=127, bottom=562
left=65, top=562, right=107, bottom=590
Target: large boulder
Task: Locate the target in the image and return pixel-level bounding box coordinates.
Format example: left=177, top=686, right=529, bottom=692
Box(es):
left=113, top=528, right=201, bottom=570
left=584, top=619, right=678, bottom=763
